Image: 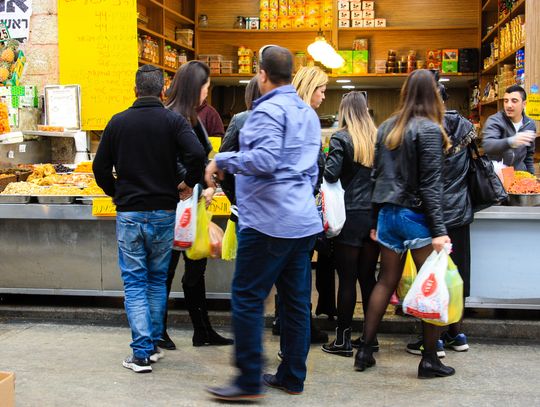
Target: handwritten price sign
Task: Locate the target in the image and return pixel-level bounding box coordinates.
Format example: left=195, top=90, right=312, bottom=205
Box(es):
left=92, top=197, right=117, bottom=217
left=0, top=22, right=11, bottom=42
left=208, top=195, right=231, bottom=216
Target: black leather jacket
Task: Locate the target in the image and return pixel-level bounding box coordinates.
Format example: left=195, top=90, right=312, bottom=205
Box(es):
left=324, top=130, right=373, bottom=211
left=443, top=110, right=476, bottom=229
left=372, top=117, right=447, bottom=237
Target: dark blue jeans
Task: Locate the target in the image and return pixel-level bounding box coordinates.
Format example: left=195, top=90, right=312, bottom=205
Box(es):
left=232, top=228, right=316, bottom=393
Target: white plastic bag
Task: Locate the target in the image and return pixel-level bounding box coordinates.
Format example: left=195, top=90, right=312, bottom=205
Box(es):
left=402, top=248, right=450, bottom=324
left=173, top=184, right=201, bottom=250
left=320, top=179, right=346, bottom=238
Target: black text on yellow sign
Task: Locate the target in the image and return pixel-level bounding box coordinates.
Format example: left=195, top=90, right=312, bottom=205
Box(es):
left=92, top=197, right=117, bottom=217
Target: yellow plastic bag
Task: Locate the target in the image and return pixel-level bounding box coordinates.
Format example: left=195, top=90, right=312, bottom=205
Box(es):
left=221, top=219, right=237, bottom=261
left=424, top=256, right=464, bottom=326
left=397, top=250, right=417, bottom=300
left=186, top=198, right=211, bottom=260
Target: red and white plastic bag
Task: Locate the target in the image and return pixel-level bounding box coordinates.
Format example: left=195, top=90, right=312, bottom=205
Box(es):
left=402, top=247, right=450, bottom=324
left=173, top=184, right=201, bottom=250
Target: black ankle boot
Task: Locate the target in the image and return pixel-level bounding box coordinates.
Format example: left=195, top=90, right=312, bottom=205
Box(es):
left=351, top=335, right=379, bottom=352
left=190, top=307, right=234, bottom=347
left=354, top=344, right=376, bottom=372
left=418, top=351, right=455, bottom=379
left=322, top=327, right=353, bottom=357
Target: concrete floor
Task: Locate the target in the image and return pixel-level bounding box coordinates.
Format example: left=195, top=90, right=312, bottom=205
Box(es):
left=1, top=321, right=539, bottom=407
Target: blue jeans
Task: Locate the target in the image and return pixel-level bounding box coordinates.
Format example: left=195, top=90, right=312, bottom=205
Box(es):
left=232, top=228, right=316, bottom=394
left=116, top=210, right=175, bottom=359
left=376, top=204, right=432, bottom=254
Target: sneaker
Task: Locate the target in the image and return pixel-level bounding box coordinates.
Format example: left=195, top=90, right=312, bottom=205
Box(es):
left=157, top=331, right=176, bottom=350
left=406, top=337, right=446, bottom=358
left=122, top=355, right=152, bottom=373
left=441, top=332, right=469, bottom=352
left=149, top=347, right=164, bottom=363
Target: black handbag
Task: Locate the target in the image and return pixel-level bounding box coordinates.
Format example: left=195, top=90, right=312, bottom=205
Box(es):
left=468, top=142, right=508, bottom=211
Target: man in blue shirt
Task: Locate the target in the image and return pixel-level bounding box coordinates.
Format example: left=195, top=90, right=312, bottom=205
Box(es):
left=205, top=45, right=322, bottom=401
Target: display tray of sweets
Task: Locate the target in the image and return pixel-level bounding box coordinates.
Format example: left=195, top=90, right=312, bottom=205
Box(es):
left=0, top=182, right=106, bottom=202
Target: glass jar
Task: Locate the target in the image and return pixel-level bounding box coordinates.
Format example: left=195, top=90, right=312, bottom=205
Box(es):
left=233, top=16, right=245, bottom=29
left=138, top=36, right=143, bottom=58
left=294, top=51, right=306, bottom=73
left=198, top=14, right=208, bottom=28
left=172, top=48, right=179, bottom=69
left=178, top=49, right=188, bottom=67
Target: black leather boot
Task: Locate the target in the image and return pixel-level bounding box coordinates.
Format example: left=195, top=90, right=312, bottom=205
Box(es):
left=190, top=307, right=234, bottom=347
left=418, top=351, right=455, bottom=379
left=351, top=335, right=379, bottom=352
left=354, top=343, right=376, bottom=372
left=322, top=327, right=353, bottom=357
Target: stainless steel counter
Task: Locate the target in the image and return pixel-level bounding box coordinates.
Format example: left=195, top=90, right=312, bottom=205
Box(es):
left=0, top=203, right=109, bottom=220
left=474, top=205, right=540, bottom=220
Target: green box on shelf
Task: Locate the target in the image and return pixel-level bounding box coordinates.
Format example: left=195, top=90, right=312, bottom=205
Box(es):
left=336, top=50, right=353, bottom=75
left=352, top=50, right=369, bottom=74
left=442, top=60, right=458, bottom=73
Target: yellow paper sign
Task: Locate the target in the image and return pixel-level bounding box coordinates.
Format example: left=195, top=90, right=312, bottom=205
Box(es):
left=92, top=197, right=117, bottom=217
left=208, top=195, right=231, bottom=216
left=526, top=94, right=540, bottom=121
left=58, top=0, right=138, bottom=130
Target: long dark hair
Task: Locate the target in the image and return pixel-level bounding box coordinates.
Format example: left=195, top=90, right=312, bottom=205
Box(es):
left=386, top=69, right=449, bottom=150
left=166, top=60, right=210, bottom=125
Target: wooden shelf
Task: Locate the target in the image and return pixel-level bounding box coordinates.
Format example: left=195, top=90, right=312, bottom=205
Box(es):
left=482, top=0, right=497, bottom=12
left=482, top=0, right=526, bottom=44
left=480, top=99, right=498, bottom=106
left=481, top=43, right=525, bottom=75
left=138, top=25, right=195, bottom=52
left=138, top=58, right=176, bottom=74
left=210, top=72, right=476, bottom=89
left=139, top=0, right=194, bottom=25
left=198, top=28, right=331, bottom=33
left=338, top=26, right=478, bottom=31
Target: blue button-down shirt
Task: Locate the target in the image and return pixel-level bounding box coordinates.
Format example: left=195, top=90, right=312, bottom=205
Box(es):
left=215, top=85, right=322, bottom=238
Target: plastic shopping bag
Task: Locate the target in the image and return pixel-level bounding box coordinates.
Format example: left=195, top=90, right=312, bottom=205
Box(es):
left=320, top=179, right=346, bottom=238
left=186, top=198, right=211, bottom=260
left=397, top=250, right=417, bottom=300
left=208, top=221, right=224, bottom=259
left=425, top=256, right=464, bottom=326
left=221, top=219, right=237, bottom=261
left=402, top=249, right=450, bottom=324
left=173, top=184, right=201, bottom=250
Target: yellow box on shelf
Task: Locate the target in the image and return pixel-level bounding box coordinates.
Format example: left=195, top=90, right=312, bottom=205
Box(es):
left=208, top=195, right=231, bottom=216
left=92, top=197, right=117, bottom=217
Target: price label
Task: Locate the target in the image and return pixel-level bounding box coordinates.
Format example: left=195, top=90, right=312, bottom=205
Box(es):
left=526, top=94, right=540, bottom=121
left=92, top=197, right=117, bottom=217
left=0, top=23, right=10, bottom=42
left=208, top=195, right=231, bottom=216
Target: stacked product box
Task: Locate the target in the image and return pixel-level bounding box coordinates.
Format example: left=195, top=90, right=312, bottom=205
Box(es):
left=237, top=46, right=253, bottom=74
left=442, top=49, right=458, bottom=73
left=337, top=1, right=386, bottom=29
left=260, top=0, right=332, bottom=30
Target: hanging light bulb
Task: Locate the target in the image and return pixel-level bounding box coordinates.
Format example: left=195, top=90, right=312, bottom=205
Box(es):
left=307, top=29, right=344, bottom=69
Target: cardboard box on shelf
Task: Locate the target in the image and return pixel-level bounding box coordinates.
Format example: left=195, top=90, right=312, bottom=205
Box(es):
left=338, top=10, right=350, bottom=19
left=0, top=372, right=15, bottom=407
left=351, top=10, right=362, bottom=19
left=375, top=18, right=386, bottom=27
left=350, top=2, right=362, bottom=11
left=337, top=0, right=350, bottom=10
left=364, top=18, right=374, bottom=27
left=338, top=18, right=351, bottom=28
left=363, top=9, right=374, bottom=19
left=442, top=48, right=458, bottom=73
left=351, top=19, right=364, bottom=27
left=362, top=1, right=374, bottom=10
left=352, top=50, right=369, bottom=74
left=336, top=50, right=353, bottom=75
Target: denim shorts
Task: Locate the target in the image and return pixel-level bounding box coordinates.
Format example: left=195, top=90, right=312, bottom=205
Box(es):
left=376, top=204, right=432, bottom=254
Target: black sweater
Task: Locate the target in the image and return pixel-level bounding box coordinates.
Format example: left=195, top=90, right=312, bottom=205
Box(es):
left=93, top=97, right=206, bottom=212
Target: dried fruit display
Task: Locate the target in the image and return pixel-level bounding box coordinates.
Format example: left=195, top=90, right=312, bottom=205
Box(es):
left=508, top=178, right=540, bottom=194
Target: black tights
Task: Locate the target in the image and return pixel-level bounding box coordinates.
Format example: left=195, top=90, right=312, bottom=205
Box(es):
left=334, top=239, right=379, bottom=329
left=362, top=244, right=440, bottom=353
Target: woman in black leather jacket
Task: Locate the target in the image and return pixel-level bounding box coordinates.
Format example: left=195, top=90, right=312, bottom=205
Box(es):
left=354, top=69, right=454, bottom=379
left=321, top=91, right=379, bottom=357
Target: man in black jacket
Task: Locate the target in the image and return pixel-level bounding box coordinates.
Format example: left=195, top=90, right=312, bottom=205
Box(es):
left=93, top=64, right=205, bottom=373
left=482, top=85, right=537, bottom=174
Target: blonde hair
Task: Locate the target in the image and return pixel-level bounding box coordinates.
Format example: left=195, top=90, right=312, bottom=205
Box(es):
left=386, top=69, right=450, bottom=151
left=292, top=66, right=328, bottom=106
left=338, top=91, right=377, bottom=167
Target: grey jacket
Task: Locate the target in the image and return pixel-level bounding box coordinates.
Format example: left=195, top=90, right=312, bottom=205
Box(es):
left=482, top=110, right=536, bottom=174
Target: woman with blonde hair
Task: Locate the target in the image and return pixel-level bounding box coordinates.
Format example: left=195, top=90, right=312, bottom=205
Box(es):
left=321, top=91, right=380, bottom=357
